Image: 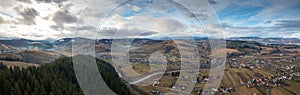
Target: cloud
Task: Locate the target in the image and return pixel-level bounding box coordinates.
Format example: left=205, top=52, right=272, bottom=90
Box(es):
left=208, top=0, right=217, bottom=5
left=208, top=0, right=300, bottom=38
left=275, top=20, right=300, bottom=29
left=97, top=27, right=160, bottom=39
left=16, top=7, right=39, bottom=25
left=92, top=13, right=189, bottom=39
left=264, top=20, right=272, bottom=24
left=0, top=0, right=299, bottom=41
left=250, top=0, right=300, bottom=20
left=269, top=19, right=300, bottom=35
left=0, top=0, right=69, bottom=40
left=121, top=16, right=187, bottom=33
left=52, top=10, right=78, bottom=24
left=50, top=10, right=78, bottom=30
left=0, top=0, right=18, bottom=8
left=72, top=25, right=96, bottom=31
left=0, top=0, right=212, bottom=40
left=183, top=13, right=209, bottom=21
left=35, top=0, right=68, bottom=4
left=220, top=24, right=263, bottom=38
left=16, top=0, right=32, bottom=3
left=0, top=16, right=5, bottom=24
left=210, top=25, right=257, bottom=38
left=214, top=19, right=300, bottom=38
left=132, top=5, right=141, bottom=12
left=35, top=0, right=52, bottom=3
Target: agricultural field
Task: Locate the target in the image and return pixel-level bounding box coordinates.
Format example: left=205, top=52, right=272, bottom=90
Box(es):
left=133, top=66, right=300, bottom=95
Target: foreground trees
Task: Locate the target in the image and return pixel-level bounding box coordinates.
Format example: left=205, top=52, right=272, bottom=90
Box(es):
left=0, top=56, right=131, bottom=95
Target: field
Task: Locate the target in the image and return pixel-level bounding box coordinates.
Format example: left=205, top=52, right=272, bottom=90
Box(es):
left=285, top=81, right=300, bottom=94
left=133, top=66, right=300, bottom=95
left=271, top=87, right=294, bottom=95
left=132, top=63, right=151, bottom=74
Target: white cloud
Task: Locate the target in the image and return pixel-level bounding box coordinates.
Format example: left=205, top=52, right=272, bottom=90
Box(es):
left=0, top=0, right=298, bottom=40
left=0, top=0, right=210, bottom=40
left=99, top=15, right=189, bottom=38
left=132, top=5, right=141, bottom=12
left=250, top=0, right=300, bottom=20
left=0, top=0, right=68, bottom=40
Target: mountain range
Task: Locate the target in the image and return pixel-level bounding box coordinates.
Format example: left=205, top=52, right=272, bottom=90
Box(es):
left=0, top=37, right=299, bottom=64
left=228, top=37, right=300, bottom=45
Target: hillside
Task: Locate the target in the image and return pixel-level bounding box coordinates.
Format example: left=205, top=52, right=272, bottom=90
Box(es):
left=0, top=39, right=53, bottom=50
left=0, top=50, right=63, bottom=64
left=0, top=44, right=16, bottom=53
left=0, top=60, right=39, bottom=68
left=0, top=56, right=132, bottom=95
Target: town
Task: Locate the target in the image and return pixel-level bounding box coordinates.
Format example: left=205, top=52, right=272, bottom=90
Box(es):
left=95, top=39, right=300, bottom=95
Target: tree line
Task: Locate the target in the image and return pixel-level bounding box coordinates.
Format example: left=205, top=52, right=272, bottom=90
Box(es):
left=0, top=56, right=131, bottom=95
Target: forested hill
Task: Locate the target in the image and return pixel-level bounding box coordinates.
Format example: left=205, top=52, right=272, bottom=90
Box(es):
left=0, top=56, right=131, bottom=95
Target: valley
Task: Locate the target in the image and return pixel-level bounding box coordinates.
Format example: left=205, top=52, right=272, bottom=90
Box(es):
left=0, top=37, right=300, bottom=95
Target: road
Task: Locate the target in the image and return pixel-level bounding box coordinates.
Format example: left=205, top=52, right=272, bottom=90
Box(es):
left=128, top=69, right=197, bottom=84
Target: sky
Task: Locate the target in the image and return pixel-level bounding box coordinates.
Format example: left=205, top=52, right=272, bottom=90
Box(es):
left=0, top=0, right=299, bottom=41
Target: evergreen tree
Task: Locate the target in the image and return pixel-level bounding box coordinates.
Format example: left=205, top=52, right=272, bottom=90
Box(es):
left=0, top=62, right=6, bottom=71
left=0, top=56, right=132, bottom=95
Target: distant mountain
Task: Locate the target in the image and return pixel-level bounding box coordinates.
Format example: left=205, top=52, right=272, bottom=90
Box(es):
left=52, top=37, right=96, bottom=55
left=0, top=39, right=53, bottom=50
left=149, top=36, right=209, bottom=40
left=1, top=37, right=299, bottom=58
left=1, top=37, right=298, bottom=52
left=0, top=50, right=64, bottom=65
left=229, top=37, right=300, bottom=45
left=52, top=38, right=74, bottom=46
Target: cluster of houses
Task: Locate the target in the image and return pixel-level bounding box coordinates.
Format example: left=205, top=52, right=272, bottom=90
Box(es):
left=228, top=54, right=300, bottom=69
left=258, top=56, right=300, bottom=64
left=241, top=74, right=294, bottom=88
left=227, top=54, right=300, bottom=94
left=195, top=86, right=235, bottom=95
left=238, top=65, right=300, bottom=88
left=215, top=86, right=235, bottom=94
left=242, top=77, right=271, bottom=88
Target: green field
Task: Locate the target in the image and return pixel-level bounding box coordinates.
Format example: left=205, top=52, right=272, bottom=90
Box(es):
left=286, top=81, right=300, bottom=94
